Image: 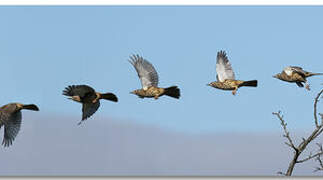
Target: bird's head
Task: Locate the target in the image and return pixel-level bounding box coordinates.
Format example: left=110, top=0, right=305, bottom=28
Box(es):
left=207, top=82, right=216, bottom=87
left=130, top=89, right=143, bottom=96
left=130, top=90, right=138, bottom=95
left=272, top=73, right=281, bottom=79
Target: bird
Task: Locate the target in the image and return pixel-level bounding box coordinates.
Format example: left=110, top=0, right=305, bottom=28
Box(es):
left=129, top=54, right=180, bottom=100
left=0, top=103, right=39, bottom=147
left=273, top=66, right=323, bottom=91
left=207, top=50, right=258, bottom=95
left=63, top=85, right=118, bottom=125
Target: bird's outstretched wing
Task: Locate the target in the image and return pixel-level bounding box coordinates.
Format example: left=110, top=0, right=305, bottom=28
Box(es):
left=2, top=111, right=21, bottom=147
left=216, top=50, right=235, bottom=82
left=129, top=54, right=159, bottom=90
left=63, top=85, right=96, bottom=98
left=80, top=101, right=100, bottom=124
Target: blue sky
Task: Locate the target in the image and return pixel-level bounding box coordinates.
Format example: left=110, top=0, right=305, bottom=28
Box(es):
left=0, top=6, right=322, bottom=133
left=1, top=6, right=323, bottom=176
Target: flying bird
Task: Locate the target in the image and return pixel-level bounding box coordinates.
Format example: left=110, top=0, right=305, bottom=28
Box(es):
left=0, top=103, right=39, bottom=147
left=207, top=50, right=258, bottom=95
left=129, top=54, right=180, bottom=99
left=63, top=85, right=118, bottom=125
left=273, top=66, right=323, bottom=90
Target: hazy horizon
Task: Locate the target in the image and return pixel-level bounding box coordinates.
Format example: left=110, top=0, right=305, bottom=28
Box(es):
left=1, top=114, right=323, bottom=176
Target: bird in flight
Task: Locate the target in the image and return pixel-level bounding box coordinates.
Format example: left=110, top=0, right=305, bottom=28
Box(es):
left=129, top=54, right=180, bottom=100
left=0, top=103, right=39, bottom=147
left=207, top=50, right=258, bottom=95
left=273, top=66, right=323, bottom=91
left=63, top=85, right=118, bottom=125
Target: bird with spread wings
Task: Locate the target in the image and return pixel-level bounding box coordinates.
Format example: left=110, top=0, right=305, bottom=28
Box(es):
left=273, top=66, right=323, bottom=91
left=129, top=54, right=180, bottom=100
left=0, top=103, right=39, bottom=147
left=63, top=85, right=118, bottom=125
left=207, top=50, right=258, bottom=95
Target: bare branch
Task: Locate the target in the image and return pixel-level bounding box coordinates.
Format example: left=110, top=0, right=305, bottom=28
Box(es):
left=314, top=89, right=323, bottom=127
left=314, top=155, right=323, bottom=172
left=297, top=151, right=323, bottom=163
left=273, top=88, right=323, bottom=176
left=314, top=167, right=323, bottom=173
left=313, top=128, right=323, bottom=140
left=314, top=144, right=323, bottom=172
left=277, top=171, right=287, bottom=176
left=272, top=111, right=297, bottom=151
left=299, top=137, right=307, bottom=147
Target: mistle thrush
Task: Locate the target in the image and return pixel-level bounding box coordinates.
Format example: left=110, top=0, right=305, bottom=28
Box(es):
left=273, top=66, right=323, bottom=90
left=207, top=50, right=258, bottom=95
left=129, top=54, right=180, bottom=100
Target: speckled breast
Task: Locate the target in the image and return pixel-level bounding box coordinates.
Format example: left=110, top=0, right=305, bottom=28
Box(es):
left=210, top=82, right=235, bottom=90
left=145, top=87, right=163, bottom=97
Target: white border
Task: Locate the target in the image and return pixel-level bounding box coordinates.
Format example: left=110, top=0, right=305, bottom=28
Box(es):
left=0, top=0, right=323, bottom=5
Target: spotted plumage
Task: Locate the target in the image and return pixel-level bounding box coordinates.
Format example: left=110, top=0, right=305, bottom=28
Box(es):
left=208, top=50, right=258, bottom=95
left=0, top=103, right=39, bottom=147
left=63, top=85, right=118, bottom=125
left=273, top=66, right=323, bottom=90
left=129, top=54, right=180, bottom=99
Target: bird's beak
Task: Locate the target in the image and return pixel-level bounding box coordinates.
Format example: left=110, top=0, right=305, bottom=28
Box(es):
left=272, top=75, right=276, bottom=78
left=130, top=91, right=134, bottom=94
left=206, top=83, right=211, bottom=86
left=67, top=97, right=72, bottom=100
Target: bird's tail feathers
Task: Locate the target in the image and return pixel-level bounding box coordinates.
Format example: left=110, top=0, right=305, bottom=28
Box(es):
left=240, top=80, right=258, bottom=87
left=307, top=72, right=323, bottom=77
left=164, top=86, right=180, bottom=99
left=101, top=93, right=118, bottom=102
left=22, top=104, right=39, bottom=111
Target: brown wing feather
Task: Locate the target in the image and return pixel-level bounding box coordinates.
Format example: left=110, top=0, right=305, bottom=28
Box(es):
left=2, top=111, right=22, bottom=147
left=79, top=101, right=100, bottom=125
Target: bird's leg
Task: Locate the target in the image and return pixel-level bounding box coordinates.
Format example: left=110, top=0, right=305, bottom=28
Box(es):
left=154, top=95, right=159, bottom=100
left=305, top=83, right=311, bottom=91
left=232, top=87, right=238, bottom=96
